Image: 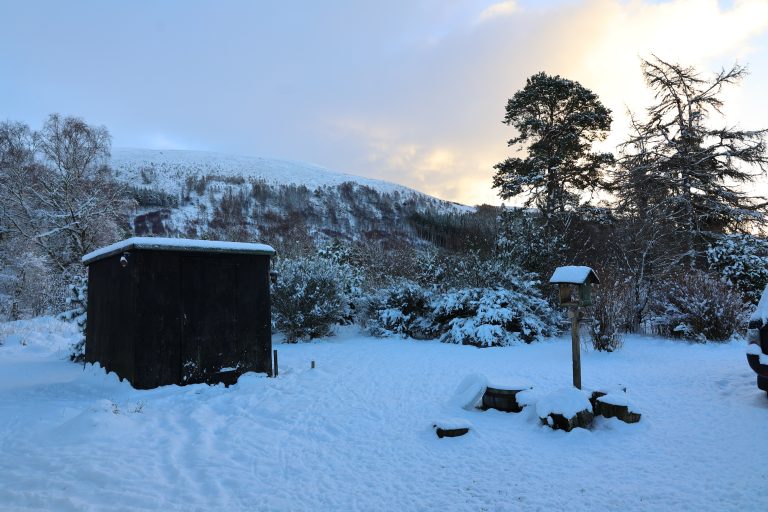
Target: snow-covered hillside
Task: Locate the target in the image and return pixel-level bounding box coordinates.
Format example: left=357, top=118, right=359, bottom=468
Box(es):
left=112, top=148, right=464, bottom=206
left=111, top=148, right=474, bottom=247
left=1, top=318, right=766, bottom=511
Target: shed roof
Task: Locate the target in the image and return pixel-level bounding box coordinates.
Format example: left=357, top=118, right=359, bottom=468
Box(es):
left=82, top=237, right=276, bottom=265
left=549, top=266, right=600, bottom=285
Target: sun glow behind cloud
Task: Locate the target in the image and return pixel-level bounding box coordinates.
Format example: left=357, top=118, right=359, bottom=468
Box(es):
left=330, top=0, right=768, bottom=205
left=1, top=0, right=767, bottom=206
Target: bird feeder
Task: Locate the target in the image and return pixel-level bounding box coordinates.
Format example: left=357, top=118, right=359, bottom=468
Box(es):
left=549, top=266, right=600, bottom=307
left=549, top=266, right=600, bottom=390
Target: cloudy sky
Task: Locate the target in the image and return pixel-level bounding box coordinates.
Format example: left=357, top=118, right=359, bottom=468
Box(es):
left=1, top=0, right=767, bottom=205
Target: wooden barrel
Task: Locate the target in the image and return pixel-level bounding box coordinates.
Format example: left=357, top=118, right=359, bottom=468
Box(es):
left=481, top=386, right=530, bottom=413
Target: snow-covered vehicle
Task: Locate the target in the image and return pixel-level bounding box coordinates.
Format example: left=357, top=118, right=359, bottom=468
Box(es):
left=747, top=286, right=768, bottom=395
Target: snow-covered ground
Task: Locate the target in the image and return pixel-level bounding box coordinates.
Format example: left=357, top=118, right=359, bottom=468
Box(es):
left=1, top=318, right=766, bottom=511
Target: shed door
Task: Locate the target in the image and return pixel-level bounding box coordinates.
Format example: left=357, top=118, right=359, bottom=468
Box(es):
left=180, top=257, right=239, bottom=384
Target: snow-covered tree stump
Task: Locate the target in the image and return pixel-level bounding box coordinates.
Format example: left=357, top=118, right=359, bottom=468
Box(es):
left=591, top=390, right=641, bottom=424
left=536, top=388, right=593, bottom=432
left=481, top=381, right=533, bottom=413
left=541, top=410, right=594, bottom=432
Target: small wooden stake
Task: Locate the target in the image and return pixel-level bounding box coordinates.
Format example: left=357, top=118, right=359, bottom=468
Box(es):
left=272, top=349, right=278, bottom=378
left=570, top=305, right=582, bottom=389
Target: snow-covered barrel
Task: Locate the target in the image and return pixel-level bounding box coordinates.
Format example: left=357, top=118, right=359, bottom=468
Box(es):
left=481, top=380, right=533, bottom=413
left=82, top=237, right=276, bottom=389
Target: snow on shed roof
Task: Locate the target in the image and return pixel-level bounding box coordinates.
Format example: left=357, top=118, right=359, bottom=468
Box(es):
left=548, top=266, right=600, bottom=285
left=82, top=237, right=276, bottom=265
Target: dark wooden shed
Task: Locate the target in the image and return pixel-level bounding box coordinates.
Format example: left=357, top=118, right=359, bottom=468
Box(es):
left=82, top=237, right=276, bottom=389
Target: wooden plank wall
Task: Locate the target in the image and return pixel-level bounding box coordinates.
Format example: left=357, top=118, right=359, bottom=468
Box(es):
left=87, top=249, right=273, bottom=389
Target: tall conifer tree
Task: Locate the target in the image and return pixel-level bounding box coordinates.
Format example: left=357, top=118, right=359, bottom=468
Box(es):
left=615, top=57, right=768, bottom=264
left=493, top=72, right=614, bottom=221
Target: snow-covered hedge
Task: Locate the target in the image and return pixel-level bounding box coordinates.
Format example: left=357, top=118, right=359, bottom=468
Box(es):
left=433, top=288, right=557, bottom=346
left=367, top=279, right=558, bottom=347
left=366, top=282, right=434, bottom=339
left=707, top=233, right=768, bottom=305
left=272, top=256, right=351, bottom=342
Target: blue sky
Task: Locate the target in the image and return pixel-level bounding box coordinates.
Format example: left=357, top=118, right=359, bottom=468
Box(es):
left=1, top=0, right=767, bottom=204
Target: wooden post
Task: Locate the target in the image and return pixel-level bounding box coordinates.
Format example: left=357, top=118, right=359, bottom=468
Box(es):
left=272, top=349, right=278, bottom=378
left=569, top=305, right=582, bottom=389
left=311, top=360, right=315, bottom=369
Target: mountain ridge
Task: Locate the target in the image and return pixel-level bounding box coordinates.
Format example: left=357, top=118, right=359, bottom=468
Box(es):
left=111, top=147, right=469, bottom=209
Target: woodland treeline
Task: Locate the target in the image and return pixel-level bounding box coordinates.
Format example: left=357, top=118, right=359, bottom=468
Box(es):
left=2, top=56, right=767, bottom=350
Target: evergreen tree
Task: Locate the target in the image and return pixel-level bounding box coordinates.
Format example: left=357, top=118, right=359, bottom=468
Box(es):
left=493, top=72, right=614, bottom=221
left=614, top=57, right=768, bottom=265
left=58, top=274, right=87, bottom=361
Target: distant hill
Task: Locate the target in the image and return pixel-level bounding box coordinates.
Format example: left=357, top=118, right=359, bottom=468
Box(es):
left=112, top=148, right=464, bottom=204
left=110, top=148, right=488, bottom=253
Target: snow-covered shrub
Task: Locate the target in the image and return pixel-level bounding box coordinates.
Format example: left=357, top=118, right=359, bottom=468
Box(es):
left=437, top=250, right=541, bottom=292
left=588, top=272, right=633, bottom=352
left=0, top=248, right=62, bottom=321
left=650, top=271, right=748, bottom=343
left=366, top=281, right=434, bottom=338
left=317, top=240, right=365, bottom=324
left=707, top=233, right=768, bottom=304
left=271, top=256, right=349, bottom=342
left=432, top=287, right=557, bottom=347
left=58, top=274, right=88, bottom=361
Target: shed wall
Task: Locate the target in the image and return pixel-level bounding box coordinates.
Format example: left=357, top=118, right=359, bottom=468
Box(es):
left=134, top=251, right=183, bottom=388
left=85, top=254, right=138, bottom=382
left=86, top=249, right=272, bottom=389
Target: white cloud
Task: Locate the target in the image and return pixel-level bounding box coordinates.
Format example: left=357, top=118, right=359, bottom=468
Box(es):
left=476, top=1, right=520, bottom=24
left=4, top=0, right=767, bottom=206
left=328, top=0, right=768, bottom=205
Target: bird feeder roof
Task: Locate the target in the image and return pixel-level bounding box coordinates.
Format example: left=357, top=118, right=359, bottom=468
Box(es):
left=549, top=266, right=600, bottom=285
left=82, top=237, right=276, bottom=265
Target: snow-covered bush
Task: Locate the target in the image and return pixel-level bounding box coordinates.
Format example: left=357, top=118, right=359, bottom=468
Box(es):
left=438, top=250, right=542, bottom=292
left=366, top=281, right=434, bottom=339
left=58, top=274, right=87, bottom=361
left=365, top=258, right=559, bottom=346
left=650, top=271, right=748, bottom=343
left=588, top=272, right=633, bottom=352
left=0, top=248, right=62, bottom=321
left=432, top=287, right=557, bottom=347
left=707, top=233, right=768, bottom=305
left=317, top=240, right=365, bottom=324
left=271, top=256, right=349, bottom=342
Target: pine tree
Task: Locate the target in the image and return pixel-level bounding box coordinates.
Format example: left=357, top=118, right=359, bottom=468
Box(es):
left=614, top=57, right=768, bottom=265
left=493, top=72, right=614, bottom=220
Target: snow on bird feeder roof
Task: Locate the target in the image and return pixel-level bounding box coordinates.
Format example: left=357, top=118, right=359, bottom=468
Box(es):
left=549, top=266, right=600, bottom=285
left=82, top=237, right=276, bottom=264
